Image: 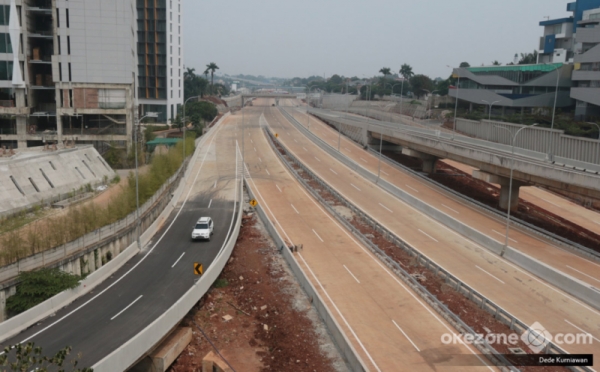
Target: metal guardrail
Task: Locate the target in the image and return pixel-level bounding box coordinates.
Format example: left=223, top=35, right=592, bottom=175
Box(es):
left=263, top=126, right=518, bottom=371
left=275, top=107, right=593, bottom=372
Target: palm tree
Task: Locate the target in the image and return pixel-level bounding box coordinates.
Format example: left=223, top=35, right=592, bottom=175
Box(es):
left=492, top=60, right=501, bottom=66
left=399, top=64, right=414, bottom=80
left=205, top=62, right=219, bottom=95
left=184, top=67, right=196, bottom=80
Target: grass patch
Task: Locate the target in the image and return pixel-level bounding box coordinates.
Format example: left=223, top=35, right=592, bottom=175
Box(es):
left=213, top=278, right=229, bottom=288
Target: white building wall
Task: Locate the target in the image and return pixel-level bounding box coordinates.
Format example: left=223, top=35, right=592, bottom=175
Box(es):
left=166, top=0, right=182, bottom=122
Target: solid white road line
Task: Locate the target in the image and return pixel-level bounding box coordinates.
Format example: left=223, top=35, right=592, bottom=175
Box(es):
left=315, top=156, right=321, bottom=162
left=441, top=204, right=459, bottom=214
left=405, top=184, right=419, bottom=193
left=475, top=266, right=505, bottom=284
left=351, top=183, right=361, bottom=191
left=171, top=252, right=185, bottom=268
left=265, top=169, right=270, bottom=176
left=343, top=265, right=361, bottom=284
left=566, top=265, right=600, bottom=284
left=564, top=319, right=600, bottom=343
left=360, top=157, right=368, bottom=163
left=312, top=229, right=324, bottom=242
left=330, top=168, right=338, bottom=175
left=492, top=229, right=517, bottom=243
left=291, top=204, right=300, bottom=214
left=379, top=203, right=393, bottom=213
left=418, top=229, right=439, bottom=242
left=392, top=320, right=420, bottom=352
left=208, top=199, right=213, bottom=209
left=111, top=295, right=143, bottom=320
left=276, top=184, right=282, bottom=193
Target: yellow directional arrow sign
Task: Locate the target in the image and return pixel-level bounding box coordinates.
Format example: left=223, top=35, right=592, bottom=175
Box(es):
left=275, top=133, right=279, bottom=138
left=249, top=199, right=258, bottom=207
left=194, top=262, right=203, bottom=276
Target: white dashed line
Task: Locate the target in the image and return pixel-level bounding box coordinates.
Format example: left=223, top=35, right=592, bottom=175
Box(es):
left=250, top=139, right=253, bottom=144
left=303, top=147, right=308, bottom=151
left=330, top=168, right=338, bottom=175
left=315, top=156, right=321, bottom=162
left=566, top=265, right=600, bottom=284
left=208, top=199, right=213, bottom=208
left=213, top=181, right=217, bottom=188
left=294, top=139, right=298, bottom=143
left=381, top=170, right=389, bottom=176
left=418, top=229, right=439, bottom=242
left=291, top=204, right=300, bottom=214
left=492, top=229, right=517, bottom=243
left=265, top=169, right=270, bottom=176
left=360, top=157, right=368, bottom=163
left=442, top=204, right=459, bottom=214
left=405, top=184, right=419, bottom=193
left=475, top=266, right=505, bottom=284
left=343, top=265, right=361, bottom=284
left=379, top=203, right=393, bottom=213
left=542, top=199, right=561, bottom=208
left=111, top=295, right=143, bottom=320
left=344, top=147, right=352, bottom=152
left=351, top=183, right=361, bottom=191
left=276, top=184, right=282, bottom=193
left=254, top=147, right=257, bottom=152
left=171, top=252, right=185, bottom=268
left=393, top=320, right=420, bottom=352
left=259, top=157, right=262, bottom=163
left=312, top=229, right=324, bottom=242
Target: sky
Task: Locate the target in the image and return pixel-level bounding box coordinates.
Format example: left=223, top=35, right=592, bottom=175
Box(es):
left=183, top=0, right=572, bottom=80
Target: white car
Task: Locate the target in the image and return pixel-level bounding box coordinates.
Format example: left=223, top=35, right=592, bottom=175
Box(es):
left=191, top=217, right=214, bottom=241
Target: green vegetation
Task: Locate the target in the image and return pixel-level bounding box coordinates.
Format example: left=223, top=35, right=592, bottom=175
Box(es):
left=184, top=67, right=209, bottom=99
left=0, top=207, right=46, bottom=236
left=213, top=278, right=229, bottom=288
left=0, top=139, right=195, bottom=266
left=205, top=62, right=220, bottom=95
left=0, top=342, right=92, bottom=372
left=6, top=268, right=81, bottom=316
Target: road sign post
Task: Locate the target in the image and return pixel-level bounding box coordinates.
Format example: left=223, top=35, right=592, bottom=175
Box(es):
left=194, top=262, right=203, bottom=276
left=249, top=199, right=258, bottom=207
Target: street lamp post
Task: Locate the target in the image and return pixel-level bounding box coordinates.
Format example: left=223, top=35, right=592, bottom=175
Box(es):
left=134, top=112, right=158, bottom=248
left=494, top=124, right=538, bottom=256
left=447, top=65, right=460, bottom=139
left=422, top=89, right=439, bottom=124
left=547, top=65, right=561, bottom=161
left=307, top=87, right=321, bottom=131
left=385, top=83, right=402, bottom=122
left=482, top=100, right=501, bottom=141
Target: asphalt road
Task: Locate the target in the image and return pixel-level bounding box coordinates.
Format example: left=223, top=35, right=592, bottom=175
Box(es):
left=0, top=137, right=238, bottom=368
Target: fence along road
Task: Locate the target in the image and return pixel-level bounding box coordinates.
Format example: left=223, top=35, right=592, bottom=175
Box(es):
left=0, top=116, right=240, bottom=369
left=282, top=105, right=600, bottom=293
left=266, top=104, right=600, bottom=361
left=237, top=103, right=496, bottom=371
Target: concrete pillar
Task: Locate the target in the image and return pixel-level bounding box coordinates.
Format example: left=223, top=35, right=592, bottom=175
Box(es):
left=15, top=89, right=27, bottom=148
left=472, top=170, right=527, bottom=213
left=88, top=252, right=96, bottom=273
left=401, top=148, right=438, bottom=174
left=469, top=103, right=473, bottom=112
left=73, top=256, right=81, bottom=276
left=0, top=289, right=6, bottom=322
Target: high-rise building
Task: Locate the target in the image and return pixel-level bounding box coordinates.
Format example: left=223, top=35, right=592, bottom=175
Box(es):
left=0, top=0, right=184, bottom=152
left=136, top=0, right=183, bottom=124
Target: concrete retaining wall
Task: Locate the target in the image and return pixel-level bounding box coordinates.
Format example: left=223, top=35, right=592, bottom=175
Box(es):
left=0, top=145, right=116, bottom=217
left=282, top=107, right=600, bottom=312
left=244, top=179, right=368, bottom=372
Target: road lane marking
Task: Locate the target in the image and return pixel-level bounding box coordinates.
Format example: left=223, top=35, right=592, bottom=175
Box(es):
left=254, top=147, right=257, bottom=152
left=379, top=203, right=393, bottom=213
left=566, top=265, right=600, bottom=284
left=291, top=204, right=300, bottom=214
left=213, top=181, right=217, bottom=188
left=172, top=252, right=185, bottom=268
left=392, top=320, right=420, bottom=352
left=208, top=199, right=213, bottom=209
left=344, top=147, right=352, bottom=152
left=111, top=295, right=143, bottom=320
left=492, top=229, right=517, bottom=243
left=250, top=139, right=253, bottom=144
left=476, top=266, right=505, bottom=284
left=294, top=139, right=298, bottom=143
left=542, top=198, right=561, bottom=208
left=442, top=204, right=459, bottom=214
left=315, top=156, right=321, bottom=162
left=564, top=319, right=600, bottom=343
left=595, top=221, right=600, bottom=225
left=330, top=168, right=338, bottom=175
left=259, top=157, right=262, bottom=163
left=418, top=229, right=438, bottom=242
left=405, top=184, right=419, bottom=193
left=265, top=169, right=270, bottom=176
left=312, top=229, right=324, bottom=242
left=381, top=170, right=389, bottom=176
left=276, top=184, right=282, bottom=193
left=303, top=147, right=308, bottom=151
left=360, top=157, right=368, bottom=163
left=343, top=265, right=360, bottom=284
left=351, top=183, right=361, bottom=191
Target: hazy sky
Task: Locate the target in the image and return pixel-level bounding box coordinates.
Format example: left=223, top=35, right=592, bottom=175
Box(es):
left=183, top=0, right=571, bottom=80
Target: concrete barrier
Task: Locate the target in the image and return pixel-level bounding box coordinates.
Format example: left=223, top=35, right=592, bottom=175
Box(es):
left=280, top=107, right=600, bottom=312
left=244, top=178, right=368, bottom=372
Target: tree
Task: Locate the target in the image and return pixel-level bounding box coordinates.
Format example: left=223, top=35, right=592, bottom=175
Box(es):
left=409, top=74, right=434, bottom=99
left=399, top=64, right=414, bottom=80
left=518, top=50, right=538, bottom=65
left=459, top=62, right=471, bottom=68
left=184, top=67, right=209, bottom=100
left=492, top=60, right=501, bottom=66
left=205, top=62, right=219, bottom=94
left=0, top=342, right=92, bottom=371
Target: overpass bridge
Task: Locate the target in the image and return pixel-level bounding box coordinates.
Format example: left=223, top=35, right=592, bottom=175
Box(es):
left=241, top=93, right=298, bottom=106
left=308, top=108, right=600, bottom=212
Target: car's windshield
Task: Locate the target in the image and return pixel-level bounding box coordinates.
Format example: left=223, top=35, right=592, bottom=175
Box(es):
left=195, top=223, right=209, bottom=229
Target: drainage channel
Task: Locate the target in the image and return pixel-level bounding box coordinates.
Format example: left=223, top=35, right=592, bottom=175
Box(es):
left=264, top=125, right=590, bottom=372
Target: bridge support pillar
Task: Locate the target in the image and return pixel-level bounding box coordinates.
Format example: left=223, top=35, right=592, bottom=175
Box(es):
left=402, top=148, right=438, bottom=174
left=473, top=170, right=527, bottom=212
left=0, top=289, right=6, bottom=322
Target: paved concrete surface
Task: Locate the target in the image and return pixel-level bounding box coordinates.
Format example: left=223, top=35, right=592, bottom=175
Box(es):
left=0, top=120, right=240, bottom=368
left=266, top=102, right=600, bottom=362
left=237, top=103, right=496, bottom=371
left=443, top=159, right=600, bottom=236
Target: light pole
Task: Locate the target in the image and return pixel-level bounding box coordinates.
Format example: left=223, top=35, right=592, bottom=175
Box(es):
left=385, top=83, right=402, bottom=122
left=547, top=64, right=561, bottom=161
left=587, top=122, right=600, bottom=165
left=134, top=112, right=158, bottom=248
left=183, top=95, right=200, bottom=163
left=447, top=65, right=460, bottom=139
left=422, top=89, right=439, bottom=124
left=307, top=87, right=320, bottom=131
left=482, top=100, right=501, bottom=141
left=494, top=124, right=538, bottom=256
